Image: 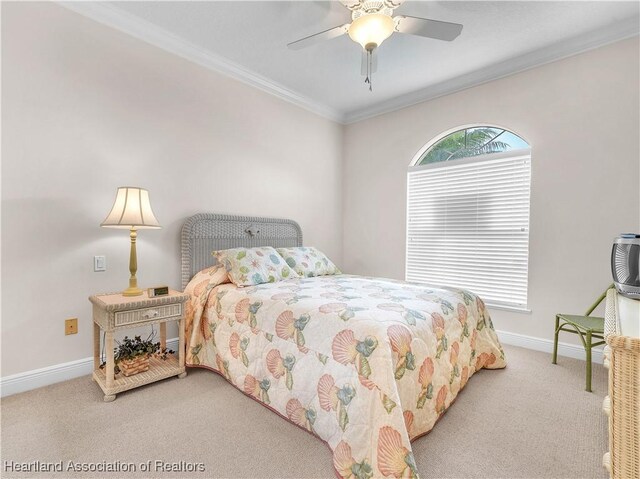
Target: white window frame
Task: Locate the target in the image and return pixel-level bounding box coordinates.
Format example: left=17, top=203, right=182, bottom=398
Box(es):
left=406, top=137, right=532, bottom=313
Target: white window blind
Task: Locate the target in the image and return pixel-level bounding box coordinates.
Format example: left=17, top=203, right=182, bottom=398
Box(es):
left=406, top=150, right=532, bottom=310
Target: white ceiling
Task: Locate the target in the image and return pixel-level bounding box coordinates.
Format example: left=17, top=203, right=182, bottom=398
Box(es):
left=65, top=1, right=639, bottom=123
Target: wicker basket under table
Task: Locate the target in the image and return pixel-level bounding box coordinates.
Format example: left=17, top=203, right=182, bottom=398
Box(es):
left=119, top=355, right=150, bottom=376
left=602, top=288, right=639, bottom=479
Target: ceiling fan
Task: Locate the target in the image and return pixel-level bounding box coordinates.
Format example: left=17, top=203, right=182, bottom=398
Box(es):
left=287, top=0, right=463, bottom=91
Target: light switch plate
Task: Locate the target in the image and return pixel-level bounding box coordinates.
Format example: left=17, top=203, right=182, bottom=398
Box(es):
left=94, top=255, right=106, bottom=272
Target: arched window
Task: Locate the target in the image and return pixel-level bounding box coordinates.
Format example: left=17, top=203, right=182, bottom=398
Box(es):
left=406, top=126, right=532, bottom=310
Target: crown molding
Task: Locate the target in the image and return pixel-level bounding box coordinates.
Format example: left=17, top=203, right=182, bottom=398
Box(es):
left=58, top=2, right=637, bottom=126
left=57, top=1, right=345, bottom=123
left=343, top=16, right=640, bottom=123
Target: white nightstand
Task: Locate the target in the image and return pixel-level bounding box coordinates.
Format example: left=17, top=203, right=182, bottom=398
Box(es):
left=89, top=290, right=189, bottom=402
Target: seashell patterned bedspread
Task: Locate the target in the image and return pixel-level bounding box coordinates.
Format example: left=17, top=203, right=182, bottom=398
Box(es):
left=185, top=268, right=506, bottom=478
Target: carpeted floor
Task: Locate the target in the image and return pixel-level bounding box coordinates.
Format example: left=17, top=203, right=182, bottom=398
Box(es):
left=1, top=345, right=607, bottom=479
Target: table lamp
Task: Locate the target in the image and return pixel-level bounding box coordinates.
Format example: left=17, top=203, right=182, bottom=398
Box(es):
left=101, top=187, right=161, bottom=296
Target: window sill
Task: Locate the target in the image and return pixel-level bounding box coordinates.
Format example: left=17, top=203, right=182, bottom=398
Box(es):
left=486, top=303, right=532, bottom=314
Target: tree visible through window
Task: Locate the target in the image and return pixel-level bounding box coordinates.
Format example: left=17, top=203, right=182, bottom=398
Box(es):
left=418, top=126, right=530, bottom=165
left=407, top=126, right=532, bottom=310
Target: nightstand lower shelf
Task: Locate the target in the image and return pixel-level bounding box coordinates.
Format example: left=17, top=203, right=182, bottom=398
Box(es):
left=93, top=355, right=185, bottom=401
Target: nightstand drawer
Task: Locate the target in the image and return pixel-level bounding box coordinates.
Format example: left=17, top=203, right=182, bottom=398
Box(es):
left=114, top=303, right=182, bottom=327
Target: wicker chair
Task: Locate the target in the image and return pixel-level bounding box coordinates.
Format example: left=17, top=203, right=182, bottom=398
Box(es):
left=552, top=285, right=612, bottom=392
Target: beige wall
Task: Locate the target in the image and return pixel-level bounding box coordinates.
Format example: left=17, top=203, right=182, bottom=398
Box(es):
left=1, top=3, right=343, bottom=376
left=342, top=37, right=640, bottom=341
left=2, top=2, right=638, bottom=379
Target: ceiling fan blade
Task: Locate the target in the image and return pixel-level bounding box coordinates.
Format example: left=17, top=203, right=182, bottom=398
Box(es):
left=361, top=49, right=378, bottom=76
left=287, top=24, right=350, bottom=50
left=394, top=16, right=463, bottom=41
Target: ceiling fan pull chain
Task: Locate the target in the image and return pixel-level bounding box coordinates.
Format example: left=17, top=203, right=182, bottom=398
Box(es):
left=365, top=48, right=373, bottom=91
left=369, top=49, right=373, bottom=91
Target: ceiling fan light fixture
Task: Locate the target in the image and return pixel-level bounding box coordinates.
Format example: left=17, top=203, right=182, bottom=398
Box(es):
left=348, top=13, right=395, bottom=50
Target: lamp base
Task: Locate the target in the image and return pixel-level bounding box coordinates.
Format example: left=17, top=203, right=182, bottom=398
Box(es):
left=123, top=229, right=143, bottom=297
left=122, top=286, right=143, bottom=297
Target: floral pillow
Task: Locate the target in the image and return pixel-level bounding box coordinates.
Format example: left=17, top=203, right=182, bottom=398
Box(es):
left=276, top=247, right=341, bottom=278
left=213, top=247, right=298, bottom=287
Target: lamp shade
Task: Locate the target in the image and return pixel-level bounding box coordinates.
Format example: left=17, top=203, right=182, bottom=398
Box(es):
left=101, top=187, right=161, bottom=229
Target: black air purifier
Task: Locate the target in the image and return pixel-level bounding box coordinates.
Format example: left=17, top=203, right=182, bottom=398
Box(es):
left=612, top=234, right=640, bottom=299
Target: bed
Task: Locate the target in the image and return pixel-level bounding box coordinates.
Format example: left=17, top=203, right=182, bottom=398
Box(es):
left=182, top=213, right=506, bottom=479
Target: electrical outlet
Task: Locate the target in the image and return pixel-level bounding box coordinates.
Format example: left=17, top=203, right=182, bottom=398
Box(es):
left=65, top=318, right=78, bottom=335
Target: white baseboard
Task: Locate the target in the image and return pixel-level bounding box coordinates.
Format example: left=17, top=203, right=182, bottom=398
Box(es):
left=1, top=332, right=601, bottom=397
left=497, top=330, right=603, bottom=364
left=0, top=338, right=179, bottom=398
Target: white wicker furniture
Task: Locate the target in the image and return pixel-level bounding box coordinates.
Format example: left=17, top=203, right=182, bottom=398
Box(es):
left=602, top=288, right=639, bottom=479
left=89, top=290, right=189, bottom=402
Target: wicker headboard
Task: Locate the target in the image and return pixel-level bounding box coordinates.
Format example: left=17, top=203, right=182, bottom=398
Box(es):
left=181, top=213, right=303, bottom=289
